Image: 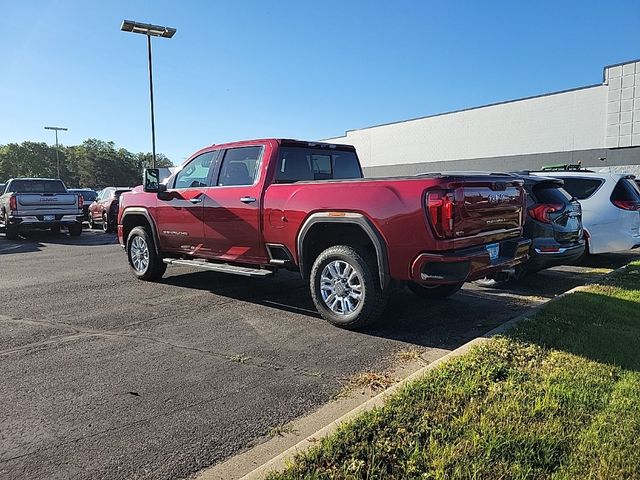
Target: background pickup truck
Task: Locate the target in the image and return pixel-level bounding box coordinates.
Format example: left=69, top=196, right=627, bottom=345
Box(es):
left=118, top=139, right=530, bottom=329
left=0, top=178, right=84, bottom=239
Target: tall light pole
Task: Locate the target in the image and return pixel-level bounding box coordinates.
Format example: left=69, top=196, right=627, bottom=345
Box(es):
left=120, top=20, right=176, bottom=168
left=44, top=126, right=68, bottom=178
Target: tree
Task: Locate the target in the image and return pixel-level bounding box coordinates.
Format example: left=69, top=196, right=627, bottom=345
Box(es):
left=0, top=139, right=173, bottom=189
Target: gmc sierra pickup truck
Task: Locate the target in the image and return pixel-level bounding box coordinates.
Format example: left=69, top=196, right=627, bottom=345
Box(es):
left=1, top=178, right=84, bottom=239
left=118, top=139, right=530, bottom=329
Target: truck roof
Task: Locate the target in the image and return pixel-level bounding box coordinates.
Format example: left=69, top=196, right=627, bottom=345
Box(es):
left=8, top=177, right=63, bottom=182
left=188, top=138, right=355, bottom=157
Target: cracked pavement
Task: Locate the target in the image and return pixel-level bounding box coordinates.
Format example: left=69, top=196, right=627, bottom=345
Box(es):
left=0, top=229, right=637, bottom=480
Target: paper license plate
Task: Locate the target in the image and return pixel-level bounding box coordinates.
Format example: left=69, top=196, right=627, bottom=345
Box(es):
left=43, top=215, right=55, bottom=221
left=486, top=243, right=500, bottom=261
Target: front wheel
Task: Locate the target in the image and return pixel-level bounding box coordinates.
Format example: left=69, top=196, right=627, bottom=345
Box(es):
left=310, top=245, right=387, bottom=330
left=407, top=281, right=464, bottom=299
left=126, top=226, right=166, bottom=281
left=88, top=214, right=96, bottom=229
left=102, top=213, right=114, bottom=233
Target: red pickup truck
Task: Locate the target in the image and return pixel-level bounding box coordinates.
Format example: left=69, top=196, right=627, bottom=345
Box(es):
left=118, top=139, right=530, bottom=329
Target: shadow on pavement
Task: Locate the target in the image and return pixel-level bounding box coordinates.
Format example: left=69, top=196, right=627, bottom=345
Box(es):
left=157, top=250, right=639, bottom=350
left=0, top=229, right=118, bottom=254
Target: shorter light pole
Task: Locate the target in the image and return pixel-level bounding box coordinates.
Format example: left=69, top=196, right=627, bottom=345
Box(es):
left=44, top=126, right=68, bottom=178
left=120, top=20, right=176, bottom=168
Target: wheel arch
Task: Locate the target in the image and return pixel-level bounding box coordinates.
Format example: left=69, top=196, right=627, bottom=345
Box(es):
left=120, top=207, right=161, bottom=255
left=297, top=212, right=390, bottom=289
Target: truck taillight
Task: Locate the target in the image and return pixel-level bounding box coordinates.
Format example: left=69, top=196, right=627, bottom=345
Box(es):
left=9, top=195, right=17, bottom=211
left=528, top=203, right=562, bottom=224
left=426, top=190, right=455, bottom=238
left=78, top=194, right=84, bottom=209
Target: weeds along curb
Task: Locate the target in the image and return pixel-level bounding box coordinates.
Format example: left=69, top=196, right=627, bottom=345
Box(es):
left=210, top=264, right=632, bottom=480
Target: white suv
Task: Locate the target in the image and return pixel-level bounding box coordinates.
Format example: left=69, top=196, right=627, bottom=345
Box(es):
left=536, top=170, right=640, bottom=254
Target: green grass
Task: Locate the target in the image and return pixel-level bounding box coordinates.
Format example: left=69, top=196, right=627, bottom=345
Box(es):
left=267, top=262, right=640, bottom=480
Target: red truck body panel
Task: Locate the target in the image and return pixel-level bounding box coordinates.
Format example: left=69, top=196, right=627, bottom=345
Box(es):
left=118, top=138, right=529, bottom=285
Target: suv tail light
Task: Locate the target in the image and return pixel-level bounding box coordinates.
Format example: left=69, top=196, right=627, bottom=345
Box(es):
left=610, top=178, right=640, bottom=211
left=78, top=194, right=84, bottom=209
left=426, top=190, right=455, bottom=238
left=528, top=203, right=562, bottom=224
left=612, top=200, right=640, bottom=211
left=9, top=195, right=17, bottom=211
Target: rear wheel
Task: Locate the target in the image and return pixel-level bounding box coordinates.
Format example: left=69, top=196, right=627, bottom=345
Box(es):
left=407, top=281, right=464, bottom=299
left=68, top=223, right=82, bottom=237
left=88, top=214, right=96, bottom=229
left=126, top=226, right=166, bottom=281
left=4, top=213, right=18, bottom=240
left=310, top=245, right=387, bottom=330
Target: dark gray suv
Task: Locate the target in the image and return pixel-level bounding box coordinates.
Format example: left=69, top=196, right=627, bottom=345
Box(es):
left=486, top=174, right=585, bottom=281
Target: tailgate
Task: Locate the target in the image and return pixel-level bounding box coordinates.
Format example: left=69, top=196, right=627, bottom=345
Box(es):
left=454, top=178, right=524, bottom=239
left=17, top=193, right=78, bottom=208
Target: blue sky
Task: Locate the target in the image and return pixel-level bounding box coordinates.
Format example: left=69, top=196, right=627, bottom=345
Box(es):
left=1, top=0, right=639, bottom=164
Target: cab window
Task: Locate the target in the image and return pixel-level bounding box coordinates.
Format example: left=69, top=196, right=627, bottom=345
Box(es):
left=216, top=146, right=263, bottom=186
left=174, top=151, right=217, bottom=189
left=275, top=147, right=362, bottom=183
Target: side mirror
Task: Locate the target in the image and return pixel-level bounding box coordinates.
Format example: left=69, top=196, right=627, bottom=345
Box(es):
left=143, top=168, right=161, bottom=193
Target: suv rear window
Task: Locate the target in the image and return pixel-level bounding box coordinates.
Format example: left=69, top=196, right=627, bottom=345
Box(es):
left=275, top=147, right=362, bottom=183
left=532, top=183, right=573, bottom=204
left=9, top=180, right=66, bottom=193
left=610, top=178, right=640, bottom=203
left=555, top=177, right=603, bottom=200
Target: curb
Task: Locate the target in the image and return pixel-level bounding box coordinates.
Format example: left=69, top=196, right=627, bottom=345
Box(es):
left=204, top=264, right=631, bottom=480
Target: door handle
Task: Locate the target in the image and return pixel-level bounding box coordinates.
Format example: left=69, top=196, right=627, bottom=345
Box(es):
left=189, top=197, right=203, bottom=204
left=240, top=196, right=256, bottom=203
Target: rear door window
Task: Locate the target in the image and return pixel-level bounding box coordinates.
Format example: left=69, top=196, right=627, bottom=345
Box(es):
left=275, top=147, right=362, bottom=183
left=555, top=177, right=604, bottom=200
left=216, top=146, right=263, bottom=186
left=532, top=183, right=573, bottom=204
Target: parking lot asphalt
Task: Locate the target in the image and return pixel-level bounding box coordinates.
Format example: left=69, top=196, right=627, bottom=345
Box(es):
left=0, top=229, right=637, bottom=480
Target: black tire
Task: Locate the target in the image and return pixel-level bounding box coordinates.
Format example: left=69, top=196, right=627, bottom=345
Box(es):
left=5, top=213, right=18, bottom=240
left=310, top=245, right=387, bottom=330
left=102, top=213, right=113, bottom=233
left=407, top=281, right=464, bottom=299
left=126, top=226, right=166, bottom=281
left=68, top=223, right=82, bottom=237
left=88, top=214, right=96, bottom=229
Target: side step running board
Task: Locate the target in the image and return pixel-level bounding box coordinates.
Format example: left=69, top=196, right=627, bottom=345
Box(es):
left=163, top=258, right=273, bottom=277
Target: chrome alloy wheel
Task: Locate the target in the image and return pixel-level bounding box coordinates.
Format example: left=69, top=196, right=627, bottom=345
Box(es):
left=130, top=236, right=150, bottom=273
left=320, top=260, right=364, bottom=315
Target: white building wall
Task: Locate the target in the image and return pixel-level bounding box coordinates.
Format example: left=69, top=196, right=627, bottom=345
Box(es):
left=323, top=61, right=640, bottom=171
left=324, top=85, right=608, bottom=168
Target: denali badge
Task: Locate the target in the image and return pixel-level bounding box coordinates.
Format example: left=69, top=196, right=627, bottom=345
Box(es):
left=487, top=193, right=512, bottom=204
left=486, top=218, right=506, bottom=225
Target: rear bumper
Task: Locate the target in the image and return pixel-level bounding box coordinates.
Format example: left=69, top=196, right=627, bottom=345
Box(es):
left=410, top=238, right=531, bottom=285
left=527, top=240, right=585, bottom=270
left=8, top=215, right=83, bottom=229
